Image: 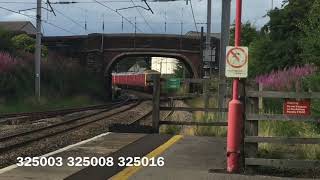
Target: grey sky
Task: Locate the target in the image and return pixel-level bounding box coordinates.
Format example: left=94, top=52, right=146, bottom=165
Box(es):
left=0, top=0, right=283, bottom=36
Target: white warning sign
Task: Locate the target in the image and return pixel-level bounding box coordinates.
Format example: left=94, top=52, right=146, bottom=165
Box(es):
left=225, top=46, right=248, bottom=78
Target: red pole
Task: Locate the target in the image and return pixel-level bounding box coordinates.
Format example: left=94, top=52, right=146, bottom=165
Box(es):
left=227, top=0, right=243, bottom=173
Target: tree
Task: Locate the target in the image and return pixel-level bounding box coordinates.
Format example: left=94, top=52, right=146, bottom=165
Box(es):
left=247, top=0, right=316, bottom=76
left=11, top=34, right=35, bottom=53
left=229, top=22, right=259, bottom=47
left=299, top=0, right=320, bottom=67
left=11, top=34, right=48, bottom=57
left=173, top=61, right=185, bottom=78
left=0, top=28, right=14, bottom=53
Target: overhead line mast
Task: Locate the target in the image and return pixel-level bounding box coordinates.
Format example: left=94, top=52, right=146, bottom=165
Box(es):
left=93, top=0, right=144, bottom=33
left=35, top=0, right=42, bottom=100
left=189, top=0, right=198, bottom=32
left=130, top=0, right=155, bottom=33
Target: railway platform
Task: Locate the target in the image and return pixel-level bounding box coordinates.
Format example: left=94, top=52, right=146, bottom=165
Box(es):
left=0, top=132, right=312, bottom=180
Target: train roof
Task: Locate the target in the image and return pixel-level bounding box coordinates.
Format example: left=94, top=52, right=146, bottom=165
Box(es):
left=112, top=70, right=160, bottom=76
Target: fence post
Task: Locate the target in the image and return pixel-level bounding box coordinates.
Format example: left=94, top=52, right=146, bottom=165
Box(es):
left=258, top=83, right=263, bottom=112
left=152, top=74, right=161, bottom=133
left=245, top=85, right=259, bottom=170
left=239, top=79, right=246, bottom=170
left=203, top=79, right=209, bottom=118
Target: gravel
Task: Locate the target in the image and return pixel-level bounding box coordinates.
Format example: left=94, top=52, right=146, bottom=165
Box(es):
left=0, top=101, right=152, bottom=168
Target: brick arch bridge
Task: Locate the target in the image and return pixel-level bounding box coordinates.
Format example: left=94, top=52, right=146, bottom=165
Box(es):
left=43, top=33, right=220, bottom=99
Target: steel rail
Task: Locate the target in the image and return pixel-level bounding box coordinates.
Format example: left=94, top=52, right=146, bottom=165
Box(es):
left=0, top=98, right=132, bottom=142
left=0, top=100, right=125, bottom=119
left=0, top=99, right=143, bottom=153
left=0, top=98, right=132, bottom=125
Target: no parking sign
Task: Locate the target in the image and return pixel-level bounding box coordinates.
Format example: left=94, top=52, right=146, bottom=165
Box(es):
left=225, top=46, right=248, bottom=78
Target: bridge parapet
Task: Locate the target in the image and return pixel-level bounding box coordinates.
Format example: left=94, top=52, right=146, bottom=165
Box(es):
left=43, top=33, right=220, bottom=77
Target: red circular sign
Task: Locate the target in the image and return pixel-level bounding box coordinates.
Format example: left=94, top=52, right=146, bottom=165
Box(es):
left=226, top=47, right=248, bottom=68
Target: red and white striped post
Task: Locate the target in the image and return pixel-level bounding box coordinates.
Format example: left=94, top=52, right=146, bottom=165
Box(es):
left=227, top=0, right=243, bottom=173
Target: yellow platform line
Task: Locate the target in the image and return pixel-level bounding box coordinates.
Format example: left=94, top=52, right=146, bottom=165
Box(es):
left=111, top=135, right=183, bottom=180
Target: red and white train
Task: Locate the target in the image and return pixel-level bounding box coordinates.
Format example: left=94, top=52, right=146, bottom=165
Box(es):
left=112, top=70, right=160, bottom=92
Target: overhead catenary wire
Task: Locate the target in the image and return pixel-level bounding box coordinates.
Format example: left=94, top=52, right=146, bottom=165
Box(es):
left=0, top=0, right=277, bottom=3
left=142, top=0, right=154, bottom=14
left=0, top=0, right=197, bottom=4
left=130, top=0, right=155, bottom=33
left=19, top=1, right=56, bottom=16
left=46, top=0, right=56, bottom=16
left=55, top=5, right=132, bottom=32
left=189, top=0, right=198, bottom=32
left=0, top=6, right=77, bottom=35
left=51, top=7, right=87, bottom=32
left=93, top=0, right=144, bottom=33
left=49, top=0, right=186, bottom=4
left=0, top=0, right=224, bottom=35
left=41, top=0, right=87, bottom=33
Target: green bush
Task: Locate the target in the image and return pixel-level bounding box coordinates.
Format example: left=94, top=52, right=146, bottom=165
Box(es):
left=41, top=55, right=106, bottom=99
left=302, top=73, right=320, bottom=92
left=11, top=34, right=48, bottom=57
left=0, top=28, right=15, bottom=53
left=0, top=51, right=106, bottom=101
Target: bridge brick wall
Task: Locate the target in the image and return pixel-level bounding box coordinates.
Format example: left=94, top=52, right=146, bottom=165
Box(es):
left=43, top=33, right=220, bottom=77
left=43, top=33, right=220, bottom=100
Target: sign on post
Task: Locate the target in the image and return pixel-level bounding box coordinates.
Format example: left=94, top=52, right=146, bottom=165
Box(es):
left=225, top=46, right=248, bottom=78
left=167, top=78, right=181, bottom=89
left=284, top=100, right=311, bottom=116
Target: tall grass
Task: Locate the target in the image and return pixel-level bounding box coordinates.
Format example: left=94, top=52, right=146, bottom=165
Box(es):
left=186, top=96, right=227, bottom=137
left=0, top=52, right=17, bottom=72
left=259, top=120, right=320, bottom=160
left=256, top=64, right=317, bottom=91
left=255, top=64, right=320, bottom=160
left=0, top=51, right=106, bottom=112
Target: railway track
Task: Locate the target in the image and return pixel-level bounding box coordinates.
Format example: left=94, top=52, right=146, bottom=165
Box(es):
left=0, top=99, right=129, bottom=125
left=0, top=98, right=144, bottom=153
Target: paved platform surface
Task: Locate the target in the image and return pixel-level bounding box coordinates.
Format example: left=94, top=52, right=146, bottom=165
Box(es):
left=0, top=133, right=316, bottom=180
left=0, top=133, right=145, bottom=180
left=128, top=136, right=313, bottom=180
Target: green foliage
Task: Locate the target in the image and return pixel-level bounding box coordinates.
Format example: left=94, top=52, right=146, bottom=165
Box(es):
left=0, top=51, right=106, bottom=102
left=259, top=121, right=320, bottom=160
left=229, top=0, right=320, bottom=160
left=11, top=34, right=35, bottom=53
left=0, top=53, right=34, bottom=98
left=263, top=0, right=314, bottom=41
left=248, top=35, right=272, bottom=76
left=172, top=61, right=192, bottom=79
left=11, top=34, right=48, bottom=57
left=229, top=22, right=259, bottom=46
left=173, top=61, right=184, bottom=78
left=0, top=28, right=14, bottom=53
left=160, top=125, right=182, bottom=135
left=299, top=0, right=320, bottom=66
left=41, top=56, right=105, bottom=99
left=302, top=73, right=320, bottom=132
left=302, top=73, right=320, bottom=92
left=245, top=0, right=317, bottom=76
